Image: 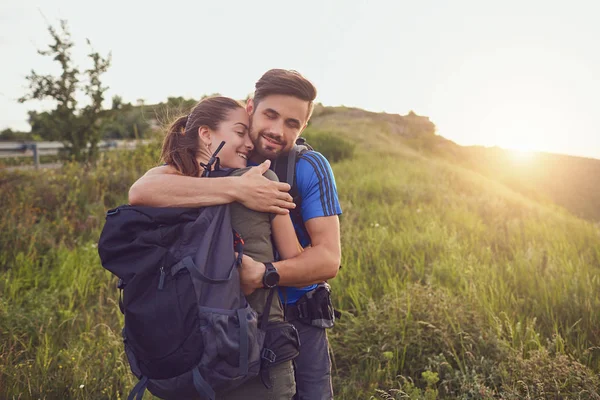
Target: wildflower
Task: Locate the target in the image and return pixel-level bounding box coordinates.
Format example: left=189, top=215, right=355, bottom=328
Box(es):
left=80, top=384, right=85, bottom=389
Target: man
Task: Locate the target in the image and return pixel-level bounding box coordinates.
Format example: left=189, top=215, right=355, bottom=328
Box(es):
left=129, top=69, right=341, bottom=399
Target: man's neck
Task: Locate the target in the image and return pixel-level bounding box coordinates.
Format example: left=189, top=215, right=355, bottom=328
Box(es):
left=249, top=153, right=268, bottom=165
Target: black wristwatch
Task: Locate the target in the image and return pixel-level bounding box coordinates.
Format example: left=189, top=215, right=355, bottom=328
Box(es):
left=263, top=262, right=280, bottom=289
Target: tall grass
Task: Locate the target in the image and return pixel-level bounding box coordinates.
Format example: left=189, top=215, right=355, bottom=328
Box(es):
left=331, top=150, right=600, bottom=398
left=0, top=145, right=160, bottom=399
left=1, top=129, right=600, bottom=399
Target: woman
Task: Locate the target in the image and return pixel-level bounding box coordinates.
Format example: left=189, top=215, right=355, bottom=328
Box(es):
left=160, top=96, right=300, bottom=399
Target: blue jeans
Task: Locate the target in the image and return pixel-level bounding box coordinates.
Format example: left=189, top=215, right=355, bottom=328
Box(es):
left=288, top=318, right=333, bottom=400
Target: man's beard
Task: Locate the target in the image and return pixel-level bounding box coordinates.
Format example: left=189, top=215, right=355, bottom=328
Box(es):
left=252, top=130, right=288, bottom=160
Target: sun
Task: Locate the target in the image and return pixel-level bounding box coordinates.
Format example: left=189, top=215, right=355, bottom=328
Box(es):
left=507, top=147, right=535, bottom=163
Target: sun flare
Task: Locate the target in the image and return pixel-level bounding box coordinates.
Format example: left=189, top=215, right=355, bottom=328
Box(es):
left=508, top=147, right=535, bottom=163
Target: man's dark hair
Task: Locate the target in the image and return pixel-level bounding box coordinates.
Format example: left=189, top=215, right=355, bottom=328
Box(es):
left=253, top=69, right=317, bottom=119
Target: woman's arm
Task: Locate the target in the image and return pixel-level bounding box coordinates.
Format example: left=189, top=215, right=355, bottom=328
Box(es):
left=129, top=165, right=238, bottom=207
left=128, top=160, right=295, bottom=213
left=271, top=215, right=303, bottom=260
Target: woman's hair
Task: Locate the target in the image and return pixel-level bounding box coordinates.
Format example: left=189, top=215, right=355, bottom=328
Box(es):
left=253, top=69, right=317, bottom=119
left=161, top=96, right=244, bottom=177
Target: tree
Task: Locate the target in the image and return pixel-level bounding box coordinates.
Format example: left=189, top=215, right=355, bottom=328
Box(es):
left=27, top=110, right=60, bottom=141
left=111, top=95, right=123, bottom=110
left=18, top=20, right=111, bottom=162
left=0, top=128, right=38, bottom=142
left=101, top=97, right=152, bottom=140
left=165, top=96, right=198, bottom=112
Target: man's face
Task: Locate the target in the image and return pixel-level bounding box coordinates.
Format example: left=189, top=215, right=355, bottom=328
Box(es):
left=247, top=94, right=310, bottom=161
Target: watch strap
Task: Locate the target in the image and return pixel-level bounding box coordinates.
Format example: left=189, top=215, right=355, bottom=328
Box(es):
left=264, top=262, right=275, bottom=273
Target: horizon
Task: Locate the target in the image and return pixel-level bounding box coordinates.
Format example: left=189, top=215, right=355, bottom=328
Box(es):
left=1, top=0, right=599, bottom=160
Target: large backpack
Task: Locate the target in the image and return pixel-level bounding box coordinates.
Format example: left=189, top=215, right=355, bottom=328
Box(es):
left=98, top=202, right=263, bottom=400
left=98, top=151, right=266, bottom=400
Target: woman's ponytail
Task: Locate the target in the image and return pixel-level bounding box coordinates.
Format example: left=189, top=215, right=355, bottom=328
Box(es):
left=161, top=114, right=201, bottom=177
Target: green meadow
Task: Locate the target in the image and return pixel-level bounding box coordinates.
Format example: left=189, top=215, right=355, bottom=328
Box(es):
left=2, top=108, right=600, bottom=399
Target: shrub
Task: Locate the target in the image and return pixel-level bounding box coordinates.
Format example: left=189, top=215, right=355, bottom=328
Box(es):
left=302, top=129, right=355, bottom=163
left=501, top=347, right=600, bottom=399
left=330, top=284, right=507, bottom=398
left=0, top=141, right=161, bottom=271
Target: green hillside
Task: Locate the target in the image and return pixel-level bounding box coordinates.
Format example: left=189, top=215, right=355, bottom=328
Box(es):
left=311, top=105, right=600, bottom=222
left=1, top=107, right=600, bottom=399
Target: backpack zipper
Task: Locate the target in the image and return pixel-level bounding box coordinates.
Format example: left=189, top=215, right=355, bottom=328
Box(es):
left=158, top=267, right=166, bottom=290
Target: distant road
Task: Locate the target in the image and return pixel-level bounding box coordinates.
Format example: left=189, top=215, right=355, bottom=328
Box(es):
left=0, top=139, right=151, bottom=170
left=0, top=139, right=150, bottom=157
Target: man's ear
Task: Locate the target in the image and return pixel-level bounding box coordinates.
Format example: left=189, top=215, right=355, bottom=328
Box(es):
left=246, top=98, right=254, bottom=116
left=198, top=126, right=211, bottom=143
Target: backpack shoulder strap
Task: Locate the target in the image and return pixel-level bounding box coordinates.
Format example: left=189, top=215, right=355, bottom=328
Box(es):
left=271, top=137, right=312, bottom=198
left=286, top=145, right=301, bottom=200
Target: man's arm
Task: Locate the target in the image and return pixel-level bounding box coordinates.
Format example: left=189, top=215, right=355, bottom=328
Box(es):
left=276, top=215, right=341, bottom=286
left=239, top=215, right=341, bottom=289
left=128, top=160, right=296, bottom=214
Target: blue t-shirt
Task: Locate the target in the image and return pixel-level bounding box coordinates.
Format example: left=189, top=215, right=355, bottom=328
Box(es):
left=249, top=151, right=342, bottom=304
left=276, top=151, right=342, bottom=304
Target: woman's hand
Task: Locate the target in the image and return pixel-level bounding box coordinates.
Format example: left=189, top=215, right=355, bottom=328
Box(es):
left=237, top=160, right=295, bottom=215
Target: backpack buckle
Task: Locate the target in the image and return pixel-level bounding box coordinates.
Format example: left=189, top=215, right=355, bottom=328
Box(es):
left=117, top=278, right=126, bottom=289
left=261, top=348, right=277, bottom=364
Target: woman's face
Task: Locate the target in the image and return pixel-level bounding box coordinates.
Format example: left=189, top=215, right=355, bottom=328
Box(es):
left=210, top=107, right=253, bottom=169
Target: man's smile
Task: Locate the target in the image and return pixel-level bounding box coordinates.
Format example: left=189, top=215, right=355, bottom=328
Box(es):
left=262, top=134, right=283, bottom=146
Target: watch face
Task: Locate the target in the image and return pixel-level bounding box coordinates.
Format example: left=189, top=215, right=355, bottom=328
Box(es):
left=264, top=270, right=280, bottom=288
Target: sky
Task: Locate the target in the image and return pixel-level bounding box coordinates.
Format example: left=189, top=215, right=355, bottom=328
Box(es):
left=1, top=0, right=599, bottom=159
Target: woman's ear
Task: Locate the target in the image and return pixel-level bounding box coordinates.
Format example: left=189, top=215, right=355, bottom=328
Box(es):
left=198, top=126, right=212, bottom=146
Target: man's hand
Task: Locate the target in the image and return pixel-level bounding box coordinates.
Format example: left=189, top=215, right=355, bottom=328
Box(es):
left=237, top=160, right=295, bottom=215
left=239, top=254, right=265, bottom=296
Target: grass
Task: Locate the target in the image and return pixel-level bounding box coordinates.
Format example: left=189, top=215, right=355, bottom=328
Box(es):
left=330, top=149, right=600, bottom=398
left=1, top=118, right=600, bottom=399
left=0, top=154, right=62, bottom=168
